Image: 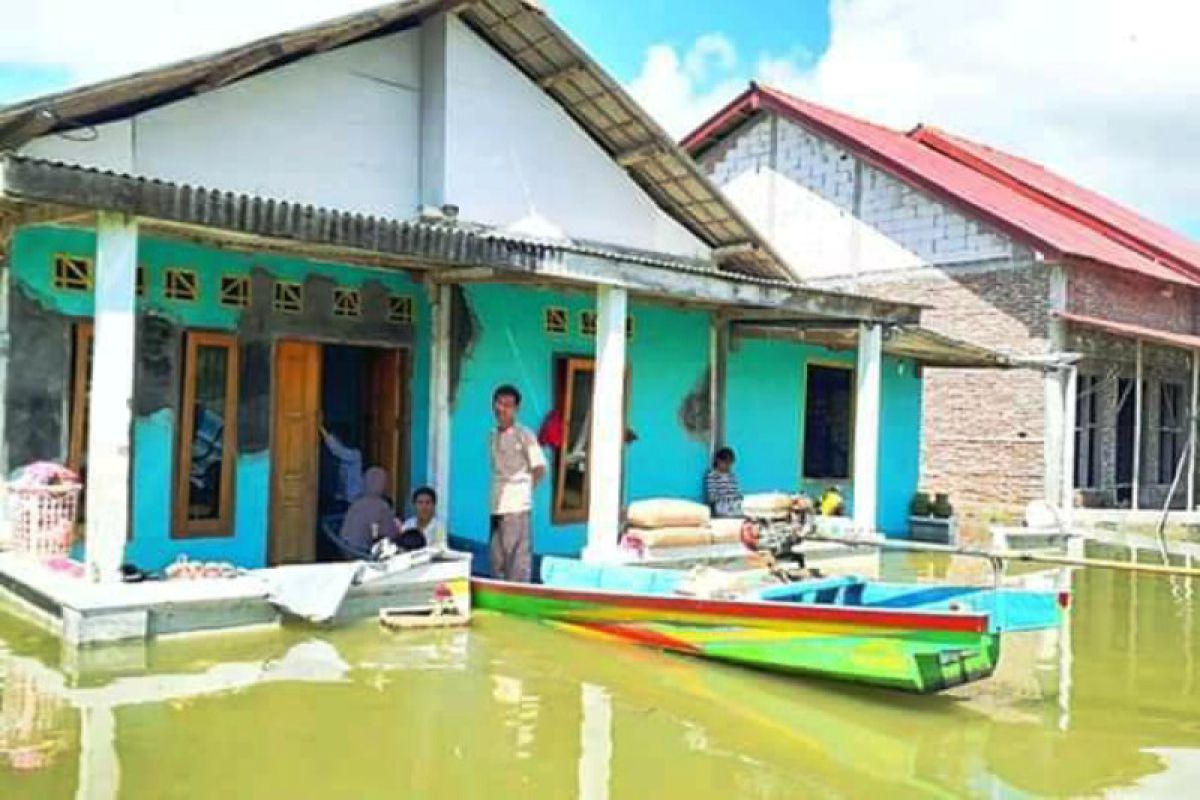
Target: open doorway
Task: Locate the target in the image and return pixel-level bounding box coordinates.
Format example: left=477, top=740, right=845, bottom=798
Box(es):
left=270, top=340, right=409, bottom=565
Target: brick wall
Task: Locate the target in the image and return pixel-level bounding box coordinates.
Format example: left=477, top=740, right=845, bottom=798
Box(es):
left=701, top=114, right=1019, bottom=277
left=1069, top=265, right=1200, bottom=335
left=853, top=266, right=1053, bottom=508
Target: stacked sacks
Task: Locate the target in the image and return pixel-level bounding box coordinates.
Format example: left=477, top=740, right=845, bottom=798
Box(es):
left=623, top=499, right=714, bottom=550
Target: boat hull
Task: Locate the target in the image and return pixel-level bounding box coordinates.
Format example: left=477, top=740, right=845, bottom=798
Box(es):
left=472, top=578, right=999, bottom=693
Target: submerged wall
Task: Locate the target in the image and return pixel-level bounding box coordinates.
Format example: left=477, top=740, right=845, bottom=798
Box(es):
left=5, top=225, right=430, bottom=569
left=724, top=334, right=922, bottom=537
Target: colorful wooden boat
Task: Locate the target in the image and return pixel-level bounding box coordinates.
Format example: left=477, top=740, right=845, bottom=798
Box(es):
left=472, top=558, right=1066, bottom=694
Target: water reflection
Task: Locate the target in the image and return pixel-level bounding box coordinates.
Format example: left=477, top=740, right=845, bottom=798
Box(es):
left=0, top=556, right=1195, bottom=799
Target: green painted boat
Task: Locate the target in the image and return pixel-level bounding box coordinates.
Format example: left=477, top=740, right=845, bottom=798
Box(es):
left=472, top=558, right=1067, bottom=694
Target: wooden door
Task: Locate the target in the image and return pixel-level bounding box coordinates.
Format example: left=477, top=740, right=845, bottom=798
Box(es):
left=365, top=348, right=409, bottom=506
left=270, top=340, right=322, bottom=565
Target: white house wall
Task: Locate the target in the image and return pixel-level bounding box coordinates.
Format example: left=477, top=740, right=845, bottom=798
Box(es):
left=704, top=116, right=1017, bottom=281
left=440, top=15, right=708, bottom=258
left=24, top=31, right=424, bottom=220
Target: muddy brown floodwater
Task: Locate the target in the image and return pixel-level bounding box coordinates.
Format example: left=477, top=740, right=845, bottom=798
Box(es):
left=0, top=552, right=1197, bottom=799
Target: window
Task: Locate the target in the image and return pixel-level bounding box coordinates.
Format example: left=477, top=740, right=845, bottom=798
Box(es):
left=803, top=364, right=853, bottom=480
left=68, top=323, right=94, bottom=522
left=273, top=281, right=303, bottom=314
left=53, top=255, right=93, bottom=291
left=579, top=310, right=597, bottom=337
left=165, top=268, right=199, bottom=301
left=137, top=266, right=147, bottom=297
left=175, top=333, right=239, bottom=537
left=544, top=307, right=568, bottom=335
left=219, top=275, right=251, bottom=308
left=333, top=287, right=361, bottom=318
left=548, top=356, right=632, bottom=524
left=1158, top=382, right=1186, bottom=484
left=1074, top=375, right=1100, bottom=489
left=388, top=295, right=413, bottom=324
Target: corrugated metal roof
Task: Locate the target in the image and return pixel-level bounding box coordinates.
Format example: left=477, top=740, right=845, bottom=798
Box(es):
left=1058, top=311, right=1200, bottom=352
left=1, top=154, right=925, bottom=324
left=683, top=84, right=1200, bottom=288
left=0, top=0, right=789, bottom=280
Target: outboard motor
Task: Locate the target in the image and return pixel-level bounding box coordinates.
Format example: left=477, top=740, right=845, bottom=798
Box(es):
left=739, top=495, right=817, bottom=579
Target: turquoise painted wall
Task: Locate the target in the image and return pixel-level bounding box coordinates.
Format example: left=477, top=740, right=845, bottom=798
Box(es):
left=10, top=225, right=430, bottom=570
left=724, top=335, right=921, bottom=537
left=447, top=285, right=711, bottom=558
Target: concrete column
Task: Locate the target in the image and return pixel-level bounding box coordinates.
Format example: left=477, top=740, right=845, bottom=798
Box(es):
left=1133, top=340, right=1143, bottom=510
left=1061, top=366, right=1078, bottom=526
left=583, top=286, right=627, bottom=562
left=853, top=323, right=883, bottom=535
left=708, top=314, right=728, bottom=455
left=1044, top=263, right=1068, bottom=505
left=427, top=283, right=452, bottom=518
left=85, top=213, right=137, bottom=584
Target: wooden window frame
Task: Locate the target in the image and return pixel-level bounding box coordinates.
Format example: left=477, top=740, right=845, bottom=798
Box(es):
left=174, top=331, right=240, bottom=539
left=219, top=275, right=251, bottom=308
left=273, top=281, right=303, bottom=314
left=388, top=295, right=414, bottom=324
left=544, top=307, right=569, bottom=336
left=333, top=287, right=362, bottom=318
left=801, top=361, right=855, bottom=482
left=164, top=268, right=199, bottom=302
left=67, top=323, right=94, bottom=476
left=53, top=254, right=94, bottom=292
left=550, top=355, right=631, bottom=525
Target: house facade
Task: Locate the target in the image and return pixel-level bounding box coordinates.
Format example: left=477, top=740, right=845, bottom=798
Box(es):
left=0, top=3, right=994, bottom=581
left=686, top=84, right=1200, bottom=517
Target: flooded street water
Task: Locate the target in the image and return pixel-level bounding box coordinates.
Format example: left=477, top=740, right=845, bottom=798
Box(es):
left=0, top=554, right=1197, bottom=799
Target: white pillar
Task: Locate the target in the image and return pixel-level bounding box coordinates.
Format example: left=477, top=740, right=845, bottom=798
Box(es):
left=1061, top=366, right=1078, bottom=527
left=1190, top=350, right=1198, bottom=510
left=427, top=283, right=452, bottom=517
left=853, top=323, right=883, bottom=536
left=583, top=286, right=628, bottom=562
left=1133, top=339, right=1143, bottom=510
left=84, top=213, right=137, bottom=584
left=577, top=682, right=612, bottom=800
left=708, top=315, right=727, bottom=455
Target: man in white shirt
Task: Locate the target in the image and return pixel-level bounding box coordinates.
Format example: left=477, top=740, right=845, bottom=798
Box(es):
left=488, top=384, right=546, bottom=582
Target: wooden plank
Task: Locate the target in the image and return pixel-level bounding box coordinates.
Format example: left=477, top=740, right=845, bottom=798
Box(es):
left=84, top=213, right=137, bottom=583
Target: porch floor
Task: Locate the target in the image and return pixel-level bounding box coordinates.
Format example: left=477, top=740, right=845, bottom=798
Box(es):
left=0, top=551, right=470, bottom=646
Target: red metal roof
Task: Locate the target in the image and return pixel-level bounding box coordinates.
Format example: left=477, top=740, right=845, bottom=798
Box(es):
left=1057, top=311, right=1200, bottom=351
left=683, top=84, right=1200, bottom=288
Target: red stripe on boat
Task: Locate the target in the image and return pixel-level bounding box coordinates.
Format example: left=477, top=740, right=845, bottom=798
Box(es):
left=576, top=621, right=703, bottom=653
left=472, top=579, right=989, bottom=634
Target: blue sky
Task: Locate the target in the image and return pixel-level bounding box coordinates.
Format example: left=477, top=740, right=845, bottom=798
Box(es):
left=1, top=0, right=1197, bottom=238
left=542, top=0, right=829, bottom=83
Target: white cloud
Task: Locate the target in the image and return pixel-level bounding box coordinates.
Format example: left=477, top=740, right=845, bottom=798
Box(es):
left=629, top=0, right=1200, bottom=232
left=626, top=34, right=747, bottom=138
left=0, top=0, right=382, bottom=85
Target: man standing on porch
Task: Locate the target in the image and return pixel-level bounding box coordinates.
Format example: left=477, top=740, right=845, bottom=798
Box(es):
left=489, top=385, right=547, bottom=582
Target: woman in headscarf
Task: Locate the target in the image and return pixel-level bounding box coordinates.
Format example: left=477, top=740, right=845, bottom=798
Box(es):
left=338, top=467, right=395, bottom=556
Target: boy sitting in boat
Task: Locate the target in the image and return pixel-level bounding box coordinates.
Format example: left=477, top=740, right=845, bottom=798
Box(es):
left=399, top=486, right=446, bottom=551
